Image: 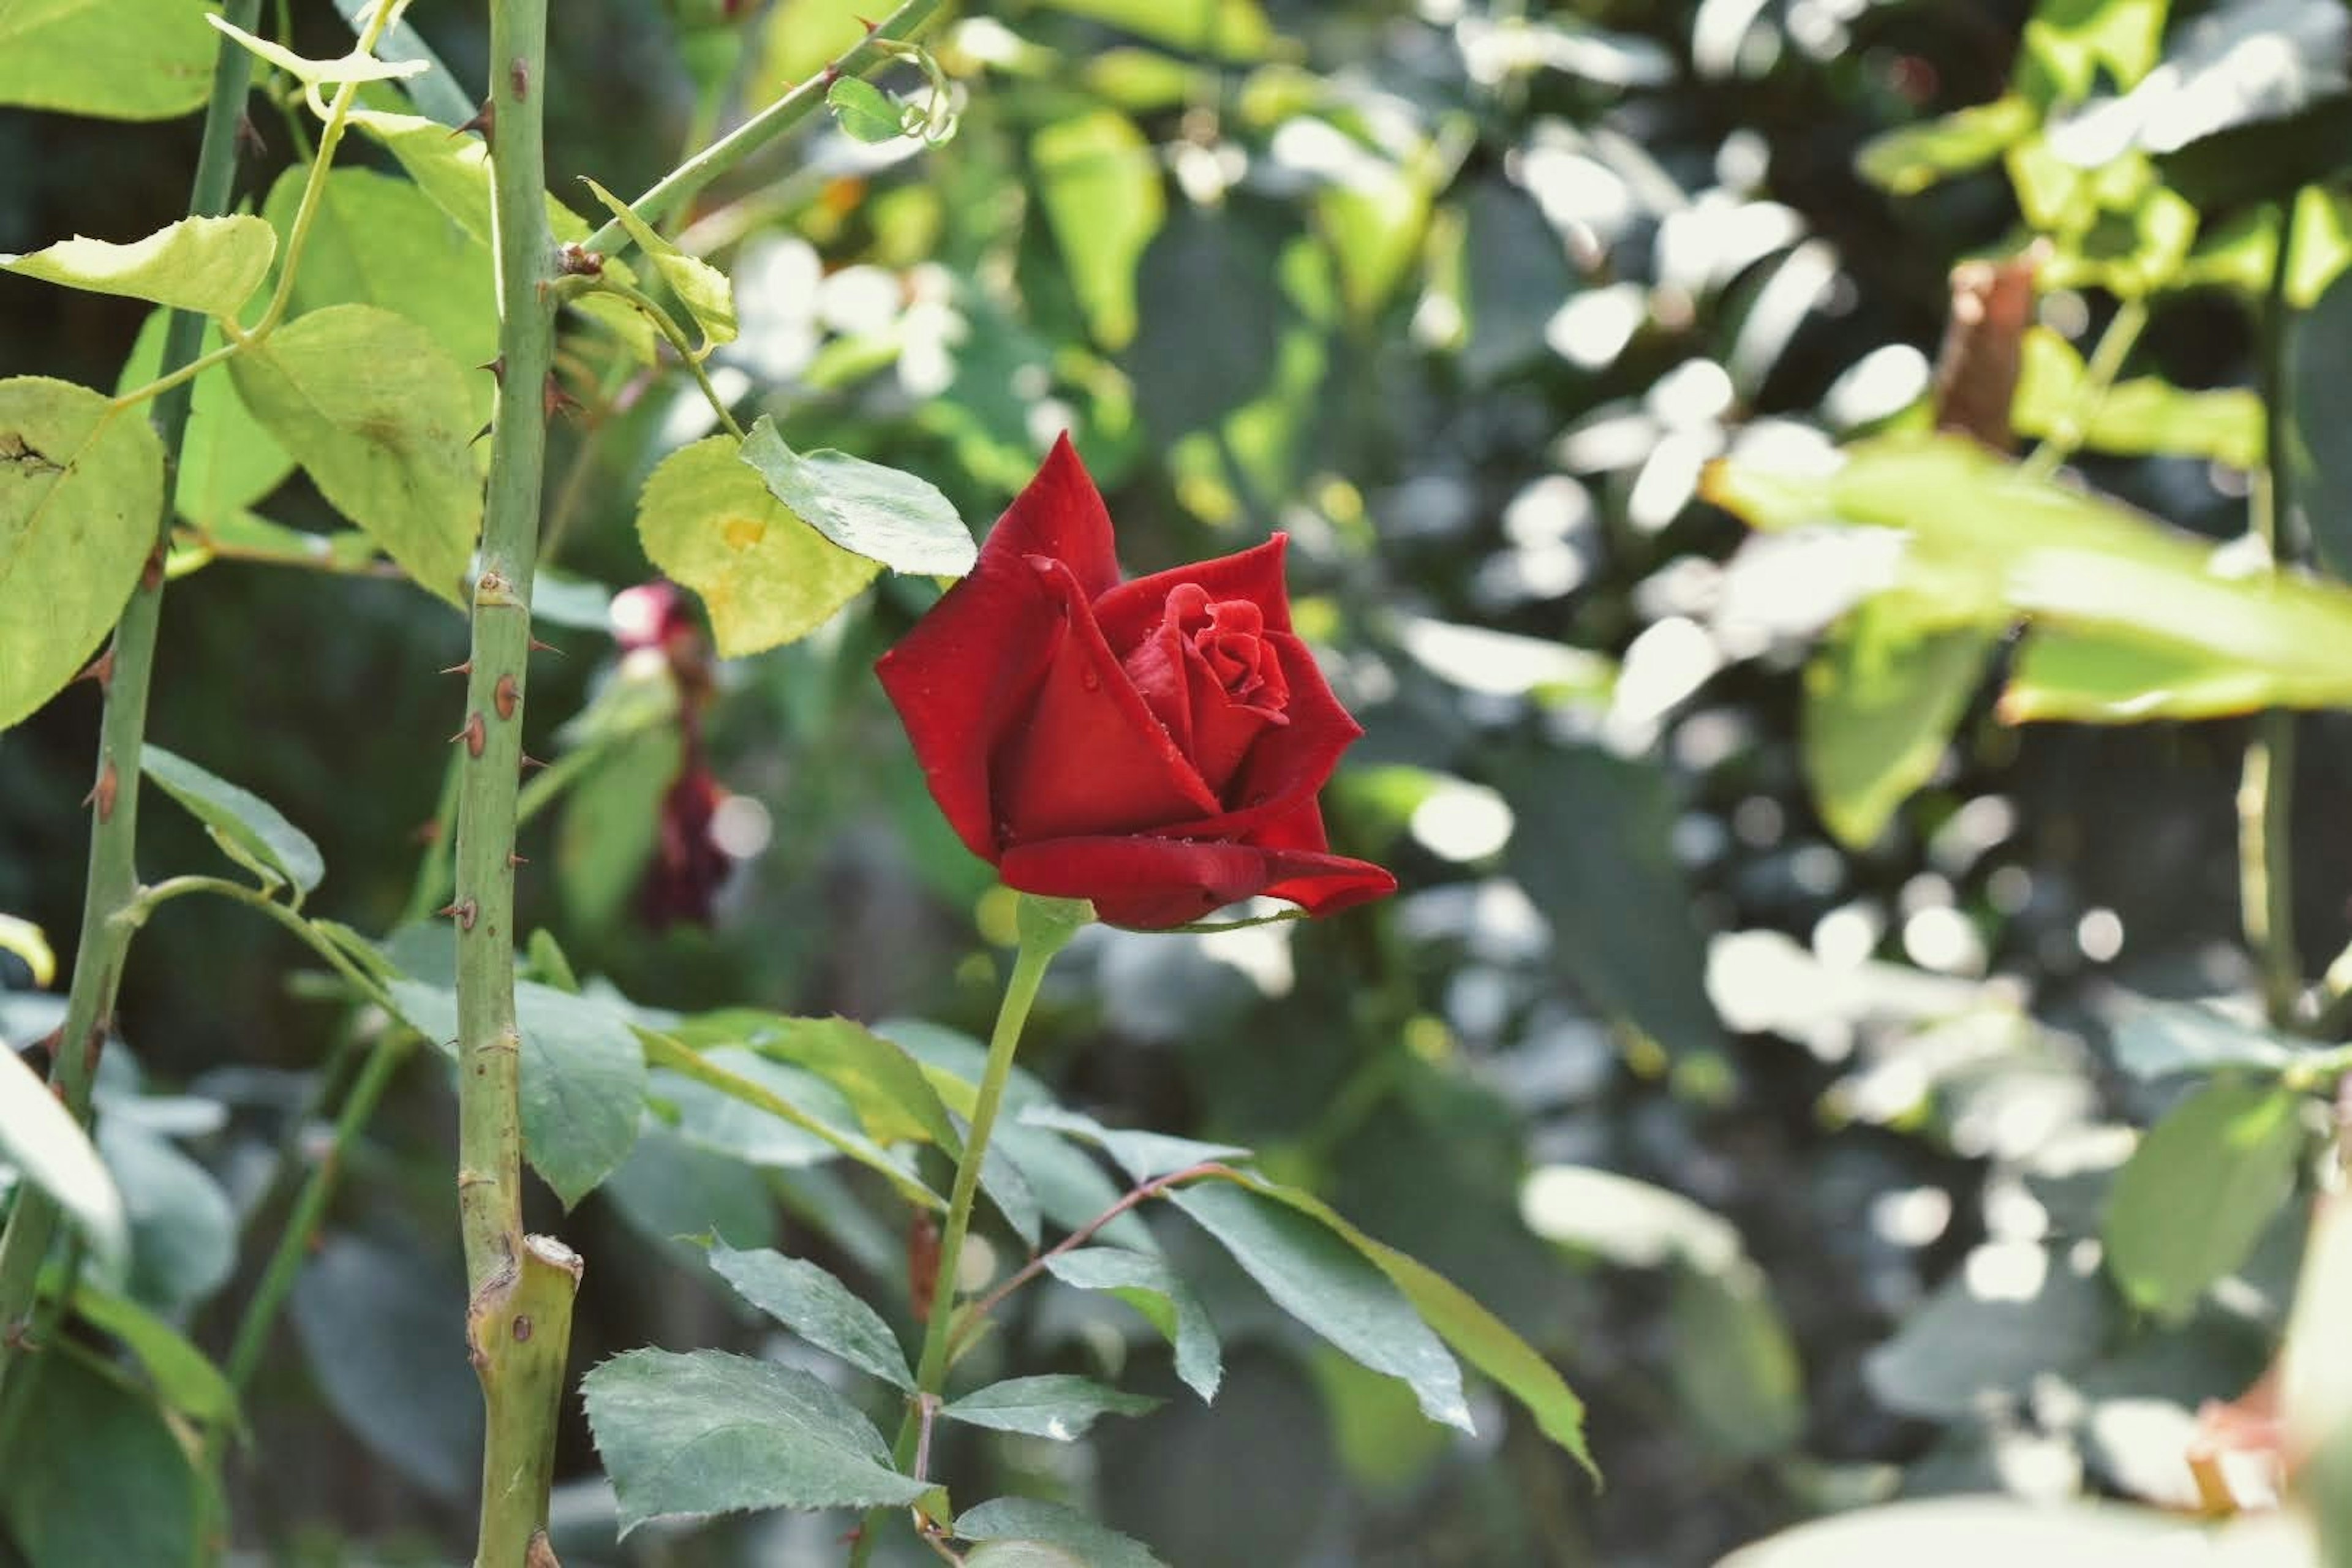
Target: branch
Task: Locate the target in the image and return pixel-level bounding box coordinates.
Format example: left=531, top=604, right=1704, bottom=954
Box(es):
left=0, top=0, right=265, bottom=1405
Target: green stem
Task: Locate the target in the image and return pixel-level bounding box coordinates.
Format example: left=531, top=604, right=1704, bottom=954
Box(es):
left=463, top=0, right=578, bottom=1559
left=2244, top=201, right=2302, bottom=1030
left=850, top=894, right=1088, bottom=1567
left=0, top=0, right=263, bottom=1408
left=2020, top=297, right=2149, bottom=481
left=592, top=275, right=744, bottom=437
left=584, top=0, right=948, bottom=260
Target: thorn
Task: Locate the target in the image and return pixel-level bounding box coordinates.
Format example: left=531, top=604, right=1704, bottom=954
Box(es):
left=557, top=243, right=604, bottom=278
left=543, top=374, right=581, bottom=422
left=454, top=98, right=495, bottom=148
left=508, top=851, right=529, bottom=867
left=451, top=711, right=487, bottom=758
left=509, top=58, right=530, bottom=101
left=140, top=543, right=167, bottom=592
left=83, top=760, right=118, bottom=822
left=821, top=62, right=842, bottom=85
left=494, top=673, right=521, bottom=720
left=519, top=752, right=549, bottom=773
left=76, top=647, right=115, bottom=690
left=528, top=636, right=563, bottom=657
left=439, top=659, right=473, bottom=677
left=470, top=421, right=495, bottom=448
left=437, top=899, right=479, bottom=932
left=411, top=819, right=443, bottom=846
left=480, top=356, right=506, bottom=384
left=854, top=13, right=880, bottom=31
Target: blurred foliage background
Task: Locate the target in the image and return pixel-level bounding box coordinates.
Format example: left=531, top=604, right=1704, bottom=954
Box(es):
left=6, top=0, right=2349, bottom=1561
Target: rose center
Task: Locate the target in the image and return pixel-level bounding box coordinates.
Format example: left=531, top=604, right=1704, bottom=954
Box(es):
left=1166, top=582, right=1288, bottom=715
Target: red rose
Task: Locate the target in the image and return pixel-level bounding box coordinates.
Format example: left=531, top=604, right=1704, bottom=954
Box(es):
left=877, top=435, right=1395, bottom=929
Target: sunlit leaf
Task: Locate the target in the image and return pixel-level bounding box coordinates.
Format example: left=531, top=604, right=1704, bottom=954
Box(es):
left=941, top=1374, right=1162, bottom=1439
left=0, top=1044, right=129, bottom=1281
left=1858, top=96, right=2039, bottom=195
left=0, top=0, right=216, bottom=120
left=1031, top=107, right=1166, bottom=350
left=116, top=312, right=292, bottom=526
left=2, top=216, right=274, bottom=317
left=1803, top=604, right=1996, bottom=848
left=2104, top=1079, right=2308, bottom=1321
left=581, top=176, right=738, bottom=353
left=737, top=416, right=974, bottom=576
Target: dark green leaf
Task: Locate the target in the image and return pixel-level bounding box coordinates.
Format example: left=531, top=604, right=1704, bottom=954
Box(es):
left=601, top=1125, right=775, bottom=1257
left=738, top=415, right=975, bottom=576
left=1020, top=1106, right=1250, bottom=1182
left=1046, top=1247, right=1222, bottom=1400
left=1668, top=1262, right=1806, bottom=1460
left=1863, top=1242, right=2111, bottom=1418
left=941, top=1373, right=1162, bottom=1439
left=1126, top=202, right=1287, bottom=438
left=72, top=1281, right=238, bottom=1423
left=1169, top=1183, right=1471, bottom=1432
left=2104, top=1079, right=2307, bottom=1322
left=142, top=744, right=325, bottom=895
left=0, top=1352, right=197, bottom=1567
left=583, top=1348, right=929, bottom=1532
left=2291, top=260, right=2352, bottom=581
left=100, top=1120, right=233, bottom=1314
left=958, top=1499, right=1169, bottom=1568
left=709, top=1243, right=914, bottom=1389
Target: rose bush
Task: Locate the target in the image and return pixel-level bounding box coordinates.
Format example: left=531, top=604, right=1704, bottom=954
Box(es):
left=878, top=435, right=1396, bottom=928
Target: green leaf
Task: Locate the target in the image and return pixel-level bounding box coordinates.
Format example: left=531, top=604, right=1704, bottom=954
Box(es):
left=260, top=167, right=499, bottom=421
left=636, top=434, right=882, bottom=657
left=205, top=13, right=429, bottom=85
left=1706, top=433, right=2352, bottom=718
left=580, top=177, right=737, bottom=352
left=1126, top=202, right=1286, bottom=438
left=0, top=1043, right=129, bottom=1282
left=2107, top=998, right=2297, bottom=1081
left=2103, top=1079, right=2307, bottom=1322
left=1223, top=1173, right=1593, bottom=1474
left=737, top=417, right=974, bottom=577
left=1668, top=1262, right=1806, bottom=1460
left=141, top=744, right=325, bottom=896
left=116, top=312, right=292, bottom=526
left=290, top=1234, right=482, bottom=1501
left=70, top=1280, right=238, bottom=1424
left=584, top=1348, right=930, bottom=1533
left=674, top=1011, right=963, bottom=1153
left=226, top=304, right=482, bottom=606
left=942, top=1374, right=1162, bottom=1439
left=1169, top=1183, right=1471, bottom=1433
left=957, top=1499, right=1169, bottom=1568
left=1031, top=108, right=1166, bottom=351
left=655, top=1046, right=861, bottom=1167
left=1033, top=0, right=1273, bottom=59
left=2022, top=0, right=2166, bottom=102
left=1044, top=1247, right=1223, bottom=1401
left=1802, top=605, right=1996, bottom=848
left=385, top=974, right=646, bottom=1207
left=100, top=1119, right=234, bottom=1314
left=2014, top=326, right=2263, bottom=468
left=1858, top=95, right=2039, bottom=195
left=2291, top=260, right=2352, bottom=581
left=967, top=1545, right=1085, bottom=1568
left=639, top=1028, right=942, bottom=1211
left=603, top=1126, right=776, bottom=1259
left=0, top=1352, right=197, bottom=1568
left=0, top=375, right=167, bottom=734
left=827, top=76, right=910, bottom=142
left=709, top=1243, right=915, bottom=1390
left=1863, top=1241, right=2111, bottom=1418
left=0, top=0, right=216, bottom=121
left=1019, top=1106, right=1250, bottom=1183
left=2002, top=623, right=2295, bottom=722
left=3, top=216, right=274, bottom=317
left=1461, top=179, right=1574, bottom=383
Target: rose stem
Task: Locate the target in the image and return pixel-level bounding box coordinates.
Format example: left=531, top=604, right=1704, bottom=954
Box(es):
left=0, top=0, right=264, bottom=1404
left=848, top=893, right=1091, bottom=1566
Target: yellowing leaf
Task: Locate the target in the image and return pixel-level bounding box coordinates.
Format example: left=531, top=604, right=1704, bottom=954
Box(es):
left=636, top=436, right=881, bottom=657
left=0, top=0, right=216, bottom=121
left=579, top=177, right=737, bottom=353
left=3, top=216, right=276, bottom=318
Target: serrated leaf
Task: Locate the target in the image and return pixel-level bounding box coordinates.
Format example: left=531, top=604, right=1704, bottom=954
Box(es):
left=0, top=0, right=216, bottom=121
left=1803, top=603, right=1996, bottom=848
left=3, top=216, right=274, bottom=317
left=0, top=376, right=166, bottom=734
left=942, top=1374, right=1162, bottom=1439
left=827, top=77, right=910, bottom=142
left=738, top=417, right=974, bottom=576
left=0, top=1044, right=129, bottom=1283
left=1016, top=1105, right=1249, bottom=1182
left=141, top=744, right=325, bottom=895
left=2104, top=1079, right=2307, bottom=1322
left=584, top=1348, right=929, bottom=1532
left=709, top=1243, right=915, bottom=1389
left=580, top=177, right=737, bottom=352
left=1045, top=1247, right=1222, bottom=1401
left=226, top=304, right=481, bottom=606
left=116, top=311, right=292, bottom=526
left=71, top=1280, right=237, bottom=1423
left=1169, top=1183, right=1470, bottom=1433
left=668, top=1011, right=962, bottom=1153
left=958, top=1499, right=1168, bottom=1568
left=205, top=14, right=428, bottom=84
left=636, top=434, right=881, bottom=657
left=1033, top=108, right=1165, bottom=350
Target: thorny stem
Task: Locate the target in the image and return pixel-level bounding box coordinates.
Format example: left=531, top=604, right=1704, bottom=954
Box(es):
left=462, top=0, right=582, bottom=1559
left=850, top=896, right=1087, bottom=1567
left=2244, top=200, right=2301, bottom=1031
left=584, top=0, right=948, bottom=261
left=0, top=0, right=264, bottom=1408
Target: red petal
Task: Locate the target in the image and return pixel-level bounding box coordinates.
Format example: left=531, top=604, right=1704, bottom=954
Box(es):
left=984, top=432, right=1121, bottom=600
left=1092, top=535, right=1292, bottom=657
left=1240, top=799, right=1397, bottom=916
left=992, top=557, right=1221, bottom=842
left=1156, top=631, right=1362, bottom=839
left=876, top=551, right=1067, bottom=864
left=1000, top=834, right=1397, bottom=929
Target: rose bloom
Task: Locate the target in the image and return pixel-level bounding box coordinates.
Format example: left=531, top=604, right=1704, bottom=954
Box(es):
left=878, top=435, right=1395, bottom=929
